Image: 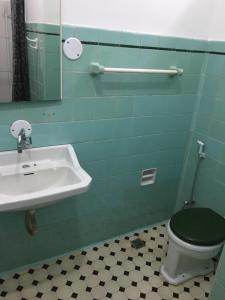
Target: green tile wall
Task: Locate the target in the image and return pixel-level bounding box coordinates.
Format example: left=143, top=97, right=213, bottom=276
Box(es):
left=174, top=46, right=225, bottom=300
left=176, top=53, right=225, bottom=214
left=209, top=244, right=225, bottom=299
left=0, top=26, right=205, bottom=275
left=26, top=23, right=60, bottom=35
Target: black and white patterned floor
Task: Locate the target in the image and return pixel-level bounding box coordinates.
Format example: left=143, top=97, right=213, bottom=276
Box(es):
left=0, top=224, right=214, bottom=300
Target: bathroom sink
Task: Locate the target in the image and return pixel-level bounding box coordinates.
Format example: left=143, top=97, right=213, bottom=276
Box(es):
left=0, top=145, right=92, bottom=211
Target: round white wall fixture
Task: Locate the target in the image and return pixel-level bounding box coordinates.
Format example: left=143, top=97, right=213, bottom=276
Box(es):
left=63, top=37, right=83, bottom=60
left=10, top=120, right=32, bottom=139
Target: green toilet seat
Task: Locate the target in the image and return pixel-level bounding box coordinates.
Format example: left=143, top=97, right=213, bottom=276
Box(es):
left=170, top=208, right=225, bottom=246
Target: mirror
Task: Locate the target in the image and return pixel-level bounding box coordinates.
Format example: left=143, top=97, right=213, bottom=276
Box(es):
left=0, top=0, right=61, bottom=103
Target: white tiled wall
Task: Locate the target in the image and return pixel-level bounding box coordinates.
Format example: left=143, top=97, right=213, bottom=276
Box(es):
left=0, top=0, right=12, bottom=102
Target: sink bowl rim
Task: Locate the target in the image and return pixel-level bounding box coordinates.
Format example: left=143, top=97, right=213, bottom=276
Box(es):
left=0, top=144, right=92, bottom=211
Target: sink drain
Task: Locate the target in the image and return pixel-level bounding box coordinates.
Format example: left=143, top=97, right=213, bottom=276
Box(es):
left=131, top=238, right=146, bottom=249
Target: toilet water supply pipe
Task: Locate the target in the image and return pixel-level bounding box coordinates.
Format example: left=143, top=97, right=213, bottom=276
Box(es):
left=183, top=141, right=206, bottom=209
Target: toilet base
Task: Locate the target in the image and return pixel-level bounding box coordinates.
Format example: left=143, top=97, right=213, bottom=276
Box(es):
left=160, top=222, right=221, bottom=285
left=160, top=260, right=214, bottom=285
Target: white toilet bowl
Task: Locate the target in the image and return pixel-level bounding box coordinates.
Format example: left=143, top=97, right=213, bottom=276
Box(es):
left=160, top=221, right=223, bottom=285
left=160, top=207, right=225, bottom=285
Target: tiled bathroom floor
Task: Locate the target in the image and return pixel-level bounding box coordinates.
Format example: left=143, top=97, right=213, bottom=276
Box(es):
left=0, top=224, right=214, bottom=300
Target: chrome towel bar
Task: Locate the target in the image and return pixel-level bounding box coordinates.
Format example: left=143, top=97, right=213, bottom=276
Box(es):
left=90, top=62, right=183, bottom=76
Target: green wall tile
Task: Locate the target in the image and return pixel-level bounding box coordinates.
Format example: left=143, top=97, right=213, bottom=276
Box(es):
left=188, top=53, right=206, bottom=74
left=198, top=96, right=215, bottom=114
left=177, top=74, right=201, bottom=94
left=159, top=36, right=207, bottom=51
left=97, top=46, right=140, bottom=69
left=41, top=35, right=60, bottom=53
left=195, top=114, right=210, bottom=135
left=72, top=98, right=94, bottom=121
left=208, top=41, right=225, bottom=53
left=0, top=103, right=23, bottom=125
left=217, top=77, right=225, bottom=101
left=93, top=73, right=181, bottom=97
left=202, top=75, right=220, bottom=97
left=98, top=29, right=123, bottom=44
left=0, top=126, right=16, bottom=151
left=209, top=120, right=225, bottom=142
left=138, top=49, right=159, bottom=69
left=132, top=116, right=163, bottom=136
left=71, top=44, right=99, bottom=73
left=140, top=34, right=159, bottom=47
left=119, top=31, right=140, bottom=46
left=63, top=72, right=96, bottom=97
left=67, top=26, right=100, bottom=43
left=206, top=54, right=225, bottom=76
left=116, top=97, right=134, bottom=117
left=93, top=97, right=117, bottom=119
left=209, top=281, right=225, bottom=300
left=62, top=26, right=75, bottom=40
left=133, top=95, right=163, bottom=116
left=26, top=23, right=60, bottom=34
left=92, top=119, right=114, bottom=140
left=113, top=118, right=133, bottom=138
left=176, top=51, right=225, bottom=221
left=215, top=246, right=225, bottom=287
left=75, top=140, right=116, bottom=162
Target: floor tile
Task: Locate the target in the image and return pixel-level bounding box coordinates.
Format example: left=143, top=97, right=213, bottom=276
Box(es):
left=0, top=224, right=214, bottom=299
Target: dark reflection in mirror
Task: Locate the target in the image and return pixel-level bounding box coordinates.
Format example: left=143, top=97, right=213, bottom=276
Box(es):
left=0, top=0, right=61, bottom=103
left=11, top=0, right=30, bottom=101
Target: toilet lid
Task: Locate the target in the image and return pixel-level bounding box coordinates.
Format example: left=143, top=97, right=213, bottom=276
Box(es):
left=170, top=208, right=225, bottom=246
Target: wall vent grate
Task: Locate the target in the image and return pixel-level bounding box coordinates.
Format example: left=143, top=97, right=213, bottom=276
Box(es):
left=140, top=168, right=157, bottom=186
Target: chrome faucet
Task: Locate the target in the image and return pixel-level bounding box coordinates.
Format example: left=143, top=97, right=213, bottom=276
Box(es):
left=17, top=128, right=32, bottom=153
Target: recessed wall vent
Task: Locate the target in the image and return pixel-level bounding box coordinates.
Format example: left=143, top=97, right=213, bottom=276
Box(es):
left=140, top=168, right=157, bottom=186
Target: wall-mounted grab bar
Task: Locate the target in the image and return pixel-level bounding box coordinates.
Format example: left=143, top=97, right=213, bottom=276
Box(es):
left=90, top=62, right=183, bottom=76
left=26, top=36, right=38, bottom=49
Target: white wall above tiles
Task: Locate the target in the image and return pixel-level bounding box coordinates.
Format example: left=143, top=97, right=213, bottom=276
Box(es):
left=61, top=0, right=213, bottom=40
left=25, top=0, right=60, bottom=24
left=25, top=0, right=225, bottom=41
left=209, top=0, right=225, bottom=41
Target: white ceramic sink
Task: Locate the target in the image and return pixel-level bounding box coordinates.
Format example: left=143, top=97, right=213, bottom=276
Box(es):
left=0, top=144, right=92, bottom=211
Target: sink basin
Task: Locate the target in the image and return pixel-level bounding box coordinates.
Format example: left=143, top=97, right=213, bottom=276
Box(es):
left=0, top=144, right=92, bottom=211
